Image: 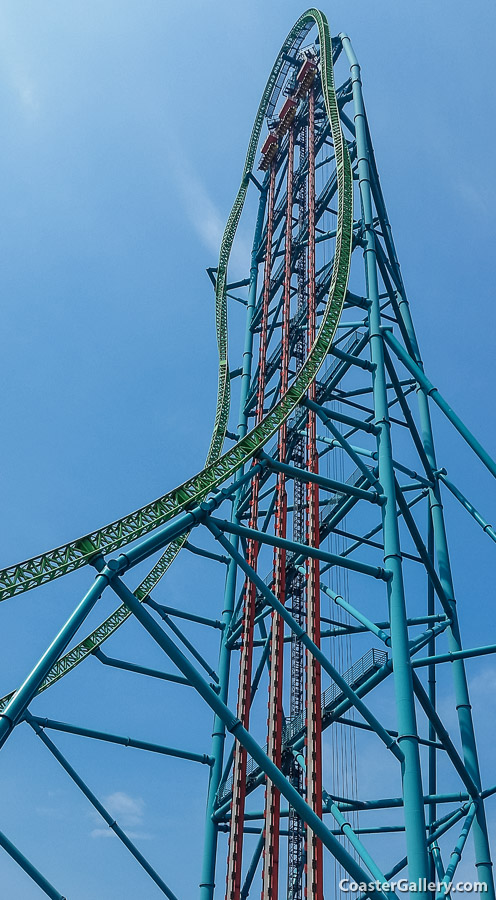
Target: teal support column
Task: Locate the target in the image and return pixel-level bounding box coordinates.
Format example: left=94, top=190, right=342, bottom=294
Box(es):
left=374, top=115, right=495, bottom=900
left=341, top=32, right=430, bottom=891
left=424, top=438, right=494, bottom=896
left=206, top=519, right=403, bottom=760
left=106, top=571, right=395, bottom=897
left=199, top=180, right=267, bottom=900
left=436, top=805, right=477, bottom=899
left=427, top=514, right=439, bottom=887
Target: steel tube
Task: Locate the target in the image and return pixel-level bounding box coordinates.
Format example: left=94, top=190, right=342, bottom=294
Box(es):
left=412, top=644, right=496, bottom=667
left=412, top=675, right=479, bottom=798
left=93, top=648, right=192, bottom=687
left=27, top=715, right=213, bottom=765
left=264, top=454, right=383, bottom=503
left=436, top=804, right=477, bottom=899
left=208, top=515, right=390, bottom=581
left=0, top=828, right=66, bottom=900
left=107, top=572, right=392, bottom=897
left=307, top=398, right=379, bottom=434
left=200, top=178, right=268, bottom=900
left=341, top=31, right=430, bottom=890
left=439, top=473, right=496, bottom=544
left=28, top=716, right=179, bottom=900
left=383, top=328, right=496, bottom=482
left=377, top=139, right=495, bottom=894
left=146, top=598, right=219, bottom=683
left=206, top=519, right=403, bottom=761
left=0, top=575, right=106, bottom=749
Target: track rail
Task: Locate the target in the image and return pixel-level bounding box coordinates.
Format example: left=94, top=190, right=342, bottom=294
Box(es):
left=0, top=9, right=353, bottom=712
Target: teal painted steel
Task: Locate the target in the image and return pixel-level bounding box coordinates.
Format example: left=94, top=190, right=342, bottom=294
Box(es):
left=27, top=714, right=214, bottom=765
left=383, top=328, right=496, bottom=481
left=200, top=181, right=268, bottom=900
left=28, top=715, right=180, bottom=900
left=107, top=572, right=395, bottom=897
left=438, top=472, right=496, bottom=543
left=206, top=521, right=403, bottom=761
left=373, top=105, right=496, bottom=898
left=0, top=10, right=494, bottom=897
left=341, top=31, right=431, bottom=891
left=0, top=830, right=65, bottom=900
left=0, top=576, right=105, bottom=747
left=209, top=514, right=390, bottom=579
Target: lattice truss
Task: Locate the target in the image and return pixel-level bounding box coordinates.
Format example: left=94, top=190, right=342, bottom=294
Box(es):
left=0, top=9, right=494, bottom=900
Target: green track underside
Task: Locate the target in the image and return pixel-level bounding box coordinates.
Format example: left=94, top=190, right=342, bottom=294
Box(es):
left=0, top=9, right=353, bottom=713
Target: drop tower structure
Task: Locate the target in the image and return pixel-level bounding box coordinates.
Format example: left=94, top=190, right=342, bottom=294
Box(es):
left=0, top=9, right=494, bottom=900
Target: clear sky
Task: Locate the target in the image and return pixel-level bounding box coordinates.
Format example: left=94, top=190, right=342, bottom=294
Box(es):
left=0, top=1, right=495, bottom=898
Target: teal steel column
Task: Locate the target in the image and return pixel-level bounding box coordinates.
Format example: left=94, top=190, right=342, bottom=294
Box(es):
left=107, top=571, right=393, bottom=897
left=436, top=805, right=477, bottom=899
left=373, top=111, right=495, bottom=899
left=427, top=514, right=439, bottom=886
left=340, top=33, right=430, bottom=890
left=199, top=181, right=267, bottom=900
left=421, top=406, right=494, bottom=897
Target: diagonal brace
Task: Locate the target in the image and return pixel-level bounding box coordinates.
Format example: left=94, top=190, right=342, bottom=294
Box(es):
left=0, top=827, right=66, bottom=900
left=412, top=674, right=479, bottom=799
left=102, top=567, right=398, bottom=897
left=206, top=518, right=403, bottom=762
left=383, top=328, right=496, bottom=482
left=27, top=714, right=180, bottom=900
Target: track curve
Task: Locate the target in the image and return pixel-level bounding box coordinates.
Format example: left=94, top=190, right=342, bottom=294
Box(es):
left=0, top=9, right=353, bottom=712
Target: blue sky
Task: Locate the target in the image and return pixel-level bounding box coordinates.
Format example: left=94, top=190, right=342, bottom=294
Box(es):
left=0, top=1, right=495, bottom=897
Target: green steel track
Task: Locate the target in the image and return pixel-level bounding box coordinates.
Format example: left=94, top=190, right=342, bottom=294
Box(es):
left=0, top=10, right=353, bottom=712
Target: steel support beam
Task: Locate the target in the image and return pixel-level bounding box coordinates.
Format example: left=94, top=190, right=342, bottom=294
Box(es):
left=27, top=715, right=179, bottom=900
left=341, top=31, right=430, bottom=890
left=27, top=715, right=213, bottom=766
left=105, top=570, right=395, bottom=897
left=208, top=515, right=390, bottom=581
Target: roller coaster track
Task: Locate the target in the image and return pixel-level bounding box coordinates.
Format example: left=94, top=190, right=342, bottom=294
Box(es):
left=0, top=9, right=352, bottom=712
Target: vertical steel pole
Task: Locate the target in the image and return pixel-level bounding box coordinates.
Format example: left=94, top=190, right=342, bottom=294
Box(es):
left=200, top=179, right=268, bottom=900
left=361, top=35, right=494, bottom=895
left=427, top=514, right=440, bottom=888
left=370, top=108, right=495, bottom=898
left=421, top=403, right=495, bottom=898
left=340, top=33, right=430, bottom=892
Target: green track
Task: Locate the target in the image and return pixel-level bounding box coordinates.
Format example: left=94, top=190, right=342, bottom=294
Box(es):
left=0, top=9, right=353, bottom=713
